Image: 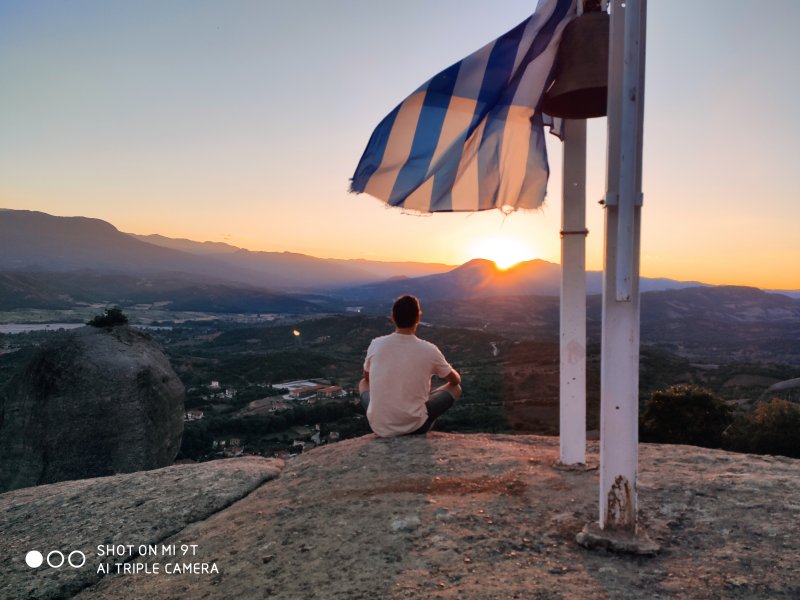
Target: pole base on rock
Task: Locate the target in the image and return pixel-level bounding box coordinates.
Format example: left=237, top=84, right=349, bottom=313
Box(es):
left=576, top=522, right=660, bottom=555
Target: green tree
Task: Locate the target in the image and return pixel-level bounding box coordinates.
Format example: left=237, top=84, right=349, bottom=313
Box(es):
left=640, top=385, right=733, bottom=448
left=724, top=398, right=800, bottom=458
left=750, top=399, right=800, bottom=457
left=87, top=306, right=129, bottom=328
left=178, top=424, right=213, bottom=460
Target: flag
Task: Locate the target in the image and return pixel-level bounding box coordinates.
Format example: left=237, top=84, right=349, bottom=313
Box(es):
left=351, top=0, right=576, bottom=213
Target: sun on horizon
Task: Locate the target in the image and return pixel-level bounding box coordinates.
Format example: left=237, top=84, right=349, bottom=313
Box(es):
left=468, top=236, right=537, bottom=271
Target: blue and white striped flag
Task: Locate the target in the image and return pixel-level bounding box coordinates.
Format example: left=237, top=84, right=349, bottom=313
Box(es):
left=351, top=0, right=576, bottom=213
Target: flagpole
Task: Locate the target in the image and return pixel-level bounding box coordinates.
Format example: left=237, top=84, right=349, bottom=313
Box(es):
left=558, top=118, right=587, bottom=466
left=598, top=0, right=646, bottom=532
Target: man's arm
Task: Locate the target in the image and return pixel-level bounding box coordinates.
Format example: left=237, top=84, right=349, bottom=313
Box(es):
left=444, top=368, right=461, bottom=386
left=358, top=369, right=370, bottom=395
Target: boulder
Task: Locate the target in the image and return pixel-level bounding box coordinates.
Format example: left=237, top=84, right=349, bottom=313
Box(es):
left=0, top=325, right=185, bottom=492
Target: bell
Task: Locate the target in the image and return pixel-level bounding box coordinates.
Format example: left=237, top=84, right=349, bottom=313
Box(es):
left=541, top=10, right=609, bottom=119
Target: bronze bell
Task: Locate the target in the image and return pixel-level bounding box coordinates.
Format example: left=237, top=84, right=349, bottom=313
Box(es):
left=541, top=10, right=609, bottom=119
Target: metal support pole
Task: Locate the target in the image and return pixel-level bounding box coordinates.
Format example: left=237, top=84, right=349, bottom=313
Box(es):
left=599, top=0, right=646, bottom=530
left=559, top=118, right=587, bottom=466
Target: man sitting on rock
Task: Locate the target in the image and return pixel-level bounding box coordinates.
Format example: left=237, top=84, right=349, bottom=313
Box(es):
left=358, top=294, right=462, bottom=437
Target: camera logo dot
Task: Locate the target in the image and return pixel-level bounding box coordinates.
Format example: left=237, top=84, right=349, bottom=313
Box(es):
left=68, top=551, right=86, bottom=568
left=25, top=551, right=43, bottom=568
left=47, top=551, right=65, bottom=568
left=26, top=550, right=86, bottom=569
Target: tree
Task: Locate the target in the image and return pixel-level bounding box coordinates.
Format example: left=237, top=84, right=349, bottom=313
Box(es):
left=724, top=398, right=800, bottom=458
left=640, top=385, right=733, bottom=448
left=178, top=424, right=213, bottom=460
left=87, top=306, right=129, bottom=328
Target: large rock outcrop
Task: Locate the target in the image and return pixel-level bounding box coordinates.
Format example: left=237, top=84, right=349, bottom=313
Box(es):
left=0, top=434, right=797, bottom=599
left=0, top=325, right=185, bottom=492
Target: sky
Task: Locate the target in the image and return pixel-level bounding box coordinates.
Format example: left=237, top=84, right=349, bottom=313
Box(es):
left=1, top=0, right=798, bottom=289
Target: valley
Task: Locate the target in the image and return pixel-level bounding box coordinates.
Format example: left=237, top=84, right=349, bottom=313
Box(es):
left=3, top=310, right=796, bottom=464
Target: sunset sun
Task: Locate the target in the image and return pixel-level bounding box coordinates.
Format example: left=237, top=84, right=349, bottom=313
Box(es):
left=469, top=236, right=536, bottom=270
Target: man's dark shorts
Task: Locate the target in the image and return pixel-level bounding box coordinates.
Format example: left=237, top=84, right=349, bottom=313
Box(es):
left=359, top=389, right=456, bottom=435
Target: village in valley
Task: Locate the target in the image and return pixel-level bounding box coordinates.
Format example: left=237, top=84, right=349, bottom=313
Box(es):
left=181, top=376, right=355, bottom=461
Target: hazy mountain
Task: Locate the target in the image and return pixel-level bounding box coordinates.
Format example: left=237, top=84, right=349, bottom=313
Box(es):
left=330, top=258, right=453, bottom=280
left=0, top=210, right=269, bottom=284
left=129, top=234, right=242, bottom=255
left=336, top=257, right=706, bottom=302
left=0, top=210, right=452, bottom=291
left=768, top=290, right=800, bottom=300
left=335, top=258, right=557, bottom=302
left=201, top=248, right=450, bottom=290
left=129, top=232, right=453, bottom=283
left=125, top=233, right=385, bottom=287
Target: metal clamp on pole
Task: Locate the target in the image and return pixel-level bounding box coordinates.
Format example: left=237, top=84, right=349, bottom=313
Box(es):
left=560, top=229, right=589, bottom=237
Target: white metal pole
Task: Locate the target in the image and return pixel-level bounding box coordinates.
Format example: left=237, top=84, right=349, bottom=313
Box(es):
left=559, top=118, right=587, bottom=466
left=599, top=0, right=646, bottom=530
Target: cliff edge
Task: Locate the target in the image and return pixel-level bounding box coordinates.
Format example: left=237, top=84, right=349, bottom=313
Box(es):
left=1, top=434, right=798, bottom=599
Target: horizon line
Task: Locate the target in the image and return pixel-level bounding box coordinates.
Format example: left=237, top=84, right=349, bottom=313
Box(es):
left=2, top=207, right=799, bottom=293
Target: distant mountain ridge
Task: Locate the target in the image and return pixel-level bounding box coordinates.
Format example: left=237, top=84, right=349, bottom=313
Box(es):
left=129, top=234, right=242, bottom=255
left=130, top=232, right=453, bottom=282
left=335, top=257, right=711, bottom=301
left=0, top=210, right=267, bottom=284
left=0, top=210, right=451, bottom=291
left=2, top=209, right=797, bottom=304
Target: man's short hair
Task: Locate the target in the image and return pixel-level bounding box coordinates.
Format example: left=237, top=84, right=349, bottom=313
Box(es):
left=392, top=295, right=421, bottom=329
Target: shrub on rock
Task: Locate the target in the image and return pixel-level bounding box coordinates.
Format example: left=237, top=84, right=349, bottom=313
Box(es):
left=640, top=384, right=732, bottom=448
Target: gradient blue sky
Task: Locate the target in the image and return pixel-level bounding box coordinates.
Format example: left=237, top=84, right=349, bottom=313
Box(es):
left=1, top=1, right=798, bottom=288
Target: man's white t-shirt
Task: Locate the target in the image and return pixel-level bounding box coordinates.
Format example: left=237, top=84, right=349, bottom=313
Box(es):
left=363, top=332, right=453, bottom=437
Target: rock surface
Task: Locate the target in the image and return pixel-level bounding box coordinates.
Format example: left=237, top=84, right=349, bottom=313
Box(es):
left=0, top=456, right=283, bottom=599
left=2, top=433, right=798, bottom=599
left=0, top=325, right=185, bottom=492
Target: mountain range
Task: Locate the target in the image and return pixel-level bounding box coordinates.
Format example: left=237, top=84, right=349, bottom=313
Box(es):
left=334, top=257, right=709, bottom=302
left=0, top=209, right=735, bottom=300
left=0, top=210, right=451, bottom=292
